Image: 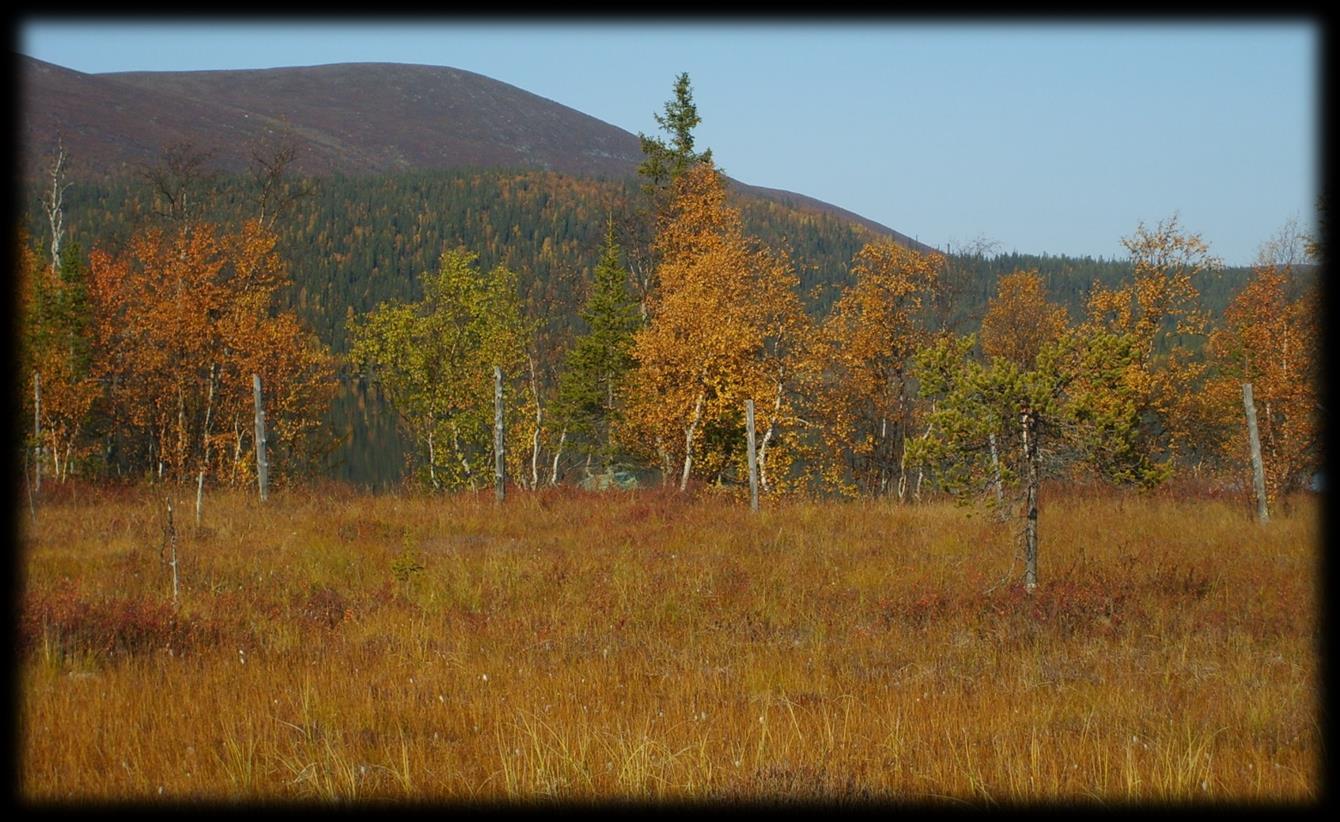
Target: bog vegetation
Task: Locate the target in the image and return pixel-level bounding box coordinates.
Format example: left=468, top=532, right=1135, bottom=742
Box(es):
left=18, top=74, right=1321, bottom=804
left=19, top=485, right=1319, bottom=803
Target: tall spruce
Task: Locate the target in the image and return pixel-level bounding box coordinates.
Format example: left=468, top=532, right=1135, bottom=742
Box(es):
left=554, top=221, right=641, bottom=474
left=628, top=73, right=715, bottom=321
left=637, top=72, right=713, bottom=196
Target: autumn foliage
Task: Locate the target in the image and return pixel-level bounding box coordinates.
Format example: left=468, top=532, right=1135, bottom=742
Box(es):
left=624, top=163, right=810, bottom=492
left=978, top=269, right=1070, bottom=369
left=20, top=218, right=335, bottom=488
left=1207, top=223, right=1320, bottom=504
left=801, top=240, right=943, bottom=497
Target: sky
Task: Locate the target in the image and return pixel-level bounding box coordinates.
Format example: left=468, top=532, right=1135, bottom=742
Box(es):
left=17, top=19, right=1321, bottom=266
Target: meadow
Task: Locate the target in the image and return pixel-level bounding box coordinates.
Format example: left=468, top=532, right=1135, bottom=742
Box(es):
left=18, top=482, right=1319, bottom=805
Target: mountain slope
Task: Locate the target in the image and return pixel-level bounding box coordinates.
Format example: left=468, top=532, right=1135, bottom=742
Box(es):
left=19, top=56, right=930, bottom=252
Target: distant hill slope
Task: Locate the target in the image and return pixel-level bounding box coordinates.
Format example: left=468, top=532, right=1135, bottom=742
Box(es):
left=19, top=55, right=931, bottom=253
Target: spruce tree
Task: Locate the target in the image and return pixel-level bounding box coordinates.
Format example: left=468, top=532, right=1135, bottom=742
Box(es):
left=554, top=221, right=641, bottom=475
left=638, top=72, right=713, bottom=195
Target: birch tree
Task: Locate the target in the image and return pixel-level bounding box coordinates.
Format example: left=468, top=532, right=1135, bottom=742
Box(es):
left=349, top=249, right=531, bottom=490
left=801, top=241, right=943, bottom=497
left=1207, top=220, right=1320, bottom=506
left=624, top=163, right=808, bottom=493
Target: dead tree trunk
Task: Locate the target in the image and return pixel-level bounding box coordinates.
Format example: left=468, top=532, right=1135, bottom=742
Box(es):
left=494, top=366, right=505, bottom=503
left=164, top=496, right=180, bottom=603
left=745, top=399, right=759, bottom=512
left=45, top=136, right=70, bottom=273
left=252, top=374, right=269, bottom=502
left=1242, top=382, right=1269, bottom=523
left=756, top=380, right=783, bottom=493
left=528, top=355, right=542, bottom=491
left=988, top=432, right=1004, bottom=511
left=1021, top=410, right=1039, bottom=593
left=33, top=371, right=41, bottom=495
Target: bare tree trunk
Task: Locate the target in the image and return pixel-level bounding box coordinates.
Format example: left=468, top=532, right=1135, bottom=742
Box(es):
left=24, top=451, right=36, bottom=525
left=253, top=374, right=269, bottom=502
left=679, top=391, right=706, bottom=492
left=33, top=371, right=41, bottom=495
left=494, top=366, right=505, bottom=503
left=896, top=437, right=909, bottom=502
left=1243, top=383, right=1269, bottom=523
left=757, top=381, right=783, bottom=493
left=232, top=418, right=243, bottom=486
left=745, top=399, right=759, bottom=512
left=45, top=137, right=70, bottom=271
left=528, top=355, right=542, bottom=491
left=879, top=416, right=889, bottom=497
left=913, top=407, right=935, bottom=503
left=164, top=496, right=179, bottom=603
left=427, top=429, right=439, bottom=490
left=989, top=432, right=1004, bottom=511
left=1021, top=411, right=1039, bottom=593
left=550, top=428, right=567, bottom=486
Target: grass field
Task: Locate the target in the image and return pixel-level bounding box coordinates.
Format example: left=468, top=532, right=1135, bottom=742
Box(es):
left=17, top=482, right=1320, bottom=804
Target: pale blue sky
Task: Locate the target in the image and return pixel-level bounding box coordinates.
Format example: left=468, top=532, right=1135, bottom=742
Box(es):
left=18, top=19, right=1320, bottom=266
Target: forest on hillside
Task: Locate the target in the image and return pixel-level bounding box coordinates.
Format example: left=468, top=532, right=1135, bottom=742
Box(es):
left=23, top=168, right=1279, bottom=357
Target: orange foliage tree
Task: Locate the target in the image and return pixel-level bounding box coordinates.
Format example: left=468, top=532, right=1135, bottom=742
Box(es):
left=979, top=270, right=1070, bottom=369
left=800, top=240, right=943, bottom=497
left=623, top=163, right=810, bottom=492
left=1207, top=220, right=1320, bottom=503
left=1080, top=214, right=1226, bottom=477
left=18, top=231, right=100, bottom=484
left=87, top=219, right=334, bottom=486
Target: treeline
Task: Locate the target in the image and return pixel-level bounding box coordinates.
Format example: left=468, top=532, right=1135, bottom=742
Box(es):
left=22, top=167, right=1277, bottom=360
left=25, top=168, right=887, bottom=355
left=18, top=73, right=1321, bottom=589
left=19, top=75, right=1320, bottom=518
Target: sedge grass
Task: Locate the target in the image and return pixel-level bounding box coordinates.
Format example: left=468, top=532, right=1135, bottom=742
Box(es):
left=18, top=482, right=1319, bottom=804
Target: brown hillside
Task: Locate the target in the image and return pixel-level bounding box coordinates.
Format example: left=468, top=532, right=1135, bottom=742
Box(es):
left=19, top=55, right=930, bottom=251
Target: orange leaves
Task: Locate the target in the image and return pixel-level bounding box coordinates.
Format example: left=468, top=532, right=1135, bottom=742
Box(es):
left=1207, top=228, right=1319, bottom=500
left=979, top=270, right=1069, bottom=369
left=1080, top=215, right=1222, bottom=470
left=801, top=240, right=943, bottom=496
left=626, top=164, right=810, bottom=487
left=86, top=219, right=333, bottom=484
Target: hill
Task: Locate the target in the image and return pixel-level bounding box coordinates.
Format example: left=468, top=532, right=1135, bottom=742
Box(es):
left=18, top=55, right=930, bottom=252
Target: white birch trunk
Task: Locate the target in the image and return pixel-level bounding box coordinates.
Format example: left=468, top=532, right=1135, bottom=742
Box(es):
left=679, top=391, right=706, bottom=492
left=745, top=399, right=759, bottom=512
left=1021, top=411, right=1039, bottom=592
left=550, top=428, right=567, bottom=486
left=253, top=374, right=269, bottom=502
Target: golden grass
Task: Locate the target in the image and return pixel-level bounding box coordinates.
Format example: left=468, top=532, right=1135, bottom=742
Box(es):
left=18, top=482, right=1319, bottom=805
